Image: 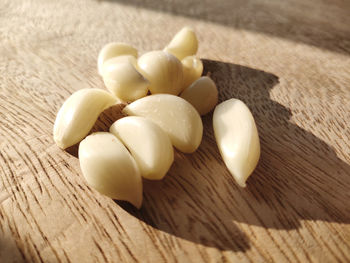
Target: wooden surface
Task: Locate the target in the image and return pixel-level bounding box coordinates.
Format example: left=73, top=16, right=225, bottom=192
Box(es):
left=1, top=0, right=350, bottom=262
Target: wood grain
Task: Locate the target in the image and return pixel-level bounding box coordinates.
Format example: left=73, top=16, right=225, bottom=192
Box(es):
left=1, top=0, right=350, bottom=262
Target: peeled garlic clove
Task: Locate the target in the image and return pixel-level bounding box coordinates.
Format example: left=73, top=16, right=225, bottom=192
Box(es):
left=164, top=27, right=198, bottom=60
left=79, top=132, right=142, bottom=208
left=102, top=55, right=137, bottom=69
left=110, top=116, right=174, bottom=180
left=138, top=51, right=183, bottom=95
left=53, top=88, right=118, bottom=149
left=213, top=99, right=260, bottom=187
left=97, top=42, right=138, bottom=75
left=102, top=56, right=149, bottom=102
left=180, top=76, right=218, bottom=116
left=182, top=56, right=203, bottom=90
left=123, top=94, right=203, bottom=153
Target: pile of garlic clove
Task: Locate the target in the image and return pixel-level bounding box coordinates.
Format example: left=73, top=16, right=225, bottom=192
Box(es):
left=53, top=27, right=260, bottom=208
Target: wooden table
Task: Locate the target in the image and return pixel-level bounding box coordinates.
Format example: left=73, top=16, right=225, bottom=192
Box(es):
left=1, top=0, right=349, bottom=262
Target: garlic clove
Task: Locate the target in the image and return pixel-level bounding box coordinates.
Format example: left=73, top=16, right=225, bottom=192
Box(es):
left=79, top=132, right=143, bottom=208
left=101, top=56, right=149, bottom=102
left=123, top=94, right=203, bottom=153
left=102, top=55, right=137, bottom=69
left=181, top=56, right=203, bottom=90
left=97, top=42, right=138, bottom=75
left=53, top=88, right=118, bottom=149
left=110, top=116, right=174, bottom=180
left=213, top=99, right=260, bottom=187
left=180, top=76, right=218, bottom=116
left=164, top=27, right=198, bottom=60
left=137, top=51, right=183, bottom=95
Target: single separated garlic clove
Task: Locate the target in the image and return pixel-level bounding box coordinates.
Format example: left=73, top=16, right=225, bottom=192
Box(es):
left=123, top=94, right=203, bottom=153
left=213, top=99, right=260, bottom=187
left=102, top=56, right=149, bottom=102
left=110, top=116, right=174, bottom=180
left=180, top=76, right=218, bottom=116
left=137, top=51, right=183, bottom=95
left=53, top=88, right=118, bottom=149
left=97, top=42, right=138, bottom=75
left=181, top=56, right=203, bottom=90
left=79, top=132, right=142, bottom=208
left=164, top=27, right=198, bottom=60
left=102, top=55, right=138, bottom=69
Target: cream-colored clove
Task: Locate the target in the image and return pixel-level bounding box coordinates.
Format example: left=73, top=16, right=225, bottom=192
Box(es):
left=79, top=132, right=143, bottom=208
left=180, top=76, right=218, bottom=116
left=110, top=116, right=174, bottom=180
left=53, top=88, right=117, bottom=149
left=181, top=56, right=203, bottom=90
left=213, top=99, right=260, bottom=187
left=97, top=42, right=138, bottom=75
left=101, top=56, right=149, bottom=102
left=164, top=27, right=198, bottom=60
left=123, top=94, right=203, bottom=153
left=137, top=51, right=183, bottom=95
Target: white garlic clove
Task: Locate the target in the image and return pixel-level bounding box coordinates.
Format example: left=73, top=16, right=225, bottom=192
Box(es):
left=137, top=51, right=183, bottom=95
left=102, top=56, right=149, bottom=102
left=181, top=56, right=203, bottom=90
left=110, top=116, right=174, bottom=180
left=180, top=76, right=218, bottom=116
left=213, top=99, right=260, bottom=187
left=53, top=88, right=118, bottom=149
left=97, top=42, right=138, bottom=75
left=123, top=94, right=203, bottom=153
left=164, top=27, right=198, bottom=60
left=79, top=132, right=143, bottom=208
left=102, top=55, right=137, bottom=69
